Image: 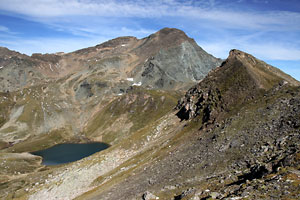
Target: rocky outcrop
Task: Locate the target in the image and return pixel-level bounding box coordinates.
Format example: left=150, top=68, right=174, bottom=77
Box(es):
left=175, top=49, right=299, bottom=121
left=31, top=53, right=61, bottom=64
left=142, top=191, right=158, bottom=200
left=175, top=86, right=222, bottom=122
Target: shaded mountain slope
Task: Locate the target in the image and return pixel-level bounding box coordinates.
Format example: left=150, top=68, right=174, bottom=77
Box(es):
left=78, top=85, right=300, bottom=200
left=72, top=50, right=300, bottom=200
left=176, top=49, right=299, bottom=122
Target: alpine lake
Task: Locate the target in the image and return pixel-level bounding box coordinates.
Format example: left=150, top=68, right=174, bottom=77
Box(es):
left=31, top=143, right=110, bottom=165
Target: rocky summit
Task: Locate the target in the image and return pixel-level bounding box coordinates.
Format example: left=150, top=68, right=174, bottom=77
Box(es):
left=0, top=28, right=299, bottom=200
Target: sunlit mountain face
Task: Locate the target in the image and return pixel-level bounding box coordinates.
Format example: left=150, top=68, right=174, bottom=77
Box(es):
left=0, top=0, right=299, bottom=80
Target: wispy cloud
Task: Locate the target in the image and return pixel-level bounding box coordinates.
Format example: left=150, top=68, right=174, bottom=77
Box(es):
left=0, top=25, right=17, bottom=34
left=0, top=0, right=299, bottom=65
left=200, top=40, right=300, bottom=61
left=0, top=25, right=9, bottom=32
left=198, top=29, right=300, bottom=61
left=0, top=0, right=299, bottom=32
left=1, top=36, right=110, bottom=55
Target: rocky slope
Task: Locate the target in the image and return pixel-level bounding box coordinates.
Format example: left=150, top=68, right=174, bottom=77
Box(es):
left=0, top=28, right=221, bottom=199
left=0, top=28, right=221, bottom=151
left=73, top=50, right=300, bottom=200
left=176, top=49, right=299, bottom=122
left=0, top=29, right=299, bottom=200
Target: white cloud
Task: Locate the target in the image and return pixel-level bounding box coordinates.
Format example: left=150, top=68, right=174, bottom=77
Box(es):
left=0, top=0, right=163, bottom=17
left=198, top=37, right=300, bottom=81
left=0, top=23, right=156, bottom=55
left=0, top=25, right=9, bottom=32
left=244, top=44, right=300, bottom=61
left=199, top=42, right=234, bottom=59
left=0, top=37, right=109, bottom=55
left=0, top=0, right=299, bottom=65
left=0, top=25, right=18, bottom=35
left=0, top=0, right=299, bottom=31
left=199, top=40, right=300, bottom=61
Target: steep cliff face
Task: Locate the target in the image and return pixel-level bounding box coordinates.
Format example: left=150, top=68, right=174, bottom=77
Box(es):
left=136, top=28, right=222, bottom=89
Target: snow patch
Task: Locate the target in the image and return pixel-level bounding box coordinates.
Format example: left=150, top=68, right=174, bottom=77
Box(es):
left=126, top=78, right=134, bottom=82
left=49, top=64, right=53, bottom=72
left=132, top=82, right=142, bottom=86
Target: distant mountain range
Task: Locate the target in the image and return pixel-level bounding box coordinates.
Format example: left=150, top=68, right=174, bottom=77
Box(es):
left=0, top=28, right=299, bottom=200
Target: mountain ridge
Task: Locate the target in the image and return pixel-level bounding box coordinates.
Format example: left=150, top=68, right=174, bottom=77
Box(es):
left=0, top=27, right=221, bottom=152
left=176, top=49, right=299, bottom=122
left=0, top=27, right=222, bottom=92
left=0, top=28, right=299, bottom=200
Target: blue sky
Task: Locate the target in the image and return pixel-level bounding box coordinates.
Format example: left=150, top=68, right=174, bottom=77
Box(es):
left=0, top=0, right=299, bottom=80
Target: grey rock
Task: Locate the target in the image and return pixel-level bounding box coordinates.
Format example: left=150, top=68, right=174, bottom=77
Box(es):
left=142, top=191, right=158, bottom=200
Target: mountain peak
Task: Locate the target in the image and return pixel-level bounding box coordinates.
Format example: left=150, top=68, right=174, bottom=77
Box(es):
left=225, top=49, right=299, bottom=88
left=135, top=28, right=221, bottom=89
left=155, top=27, right=189, bottom=42
left=228, top=49, right=264, bottom=67
left=155, top=27, right=188, bottom=37
left=176, top=49, right=299, bottom=121
left=140, top=27, right=190, bottom=48
left=228, top=49, right=248, bottom=58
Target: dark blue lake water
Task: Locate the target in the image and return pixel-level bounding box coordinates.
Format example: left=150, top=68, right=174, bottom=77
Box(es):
left=32, top=143, right=109, bottom=166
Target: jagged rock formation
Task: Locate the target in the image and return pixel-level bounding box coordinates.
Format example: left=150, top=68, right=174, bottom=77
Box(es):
left=0, top=30, right=299, bottom=200
left=176, top=49, right=299, bottom=122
